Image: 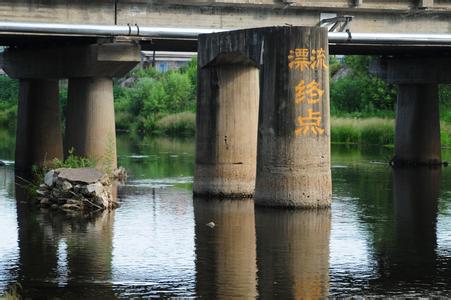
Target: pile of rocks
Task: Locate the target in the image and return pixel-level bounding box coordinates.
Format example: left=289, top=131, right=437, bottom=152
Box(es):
left=35, top=168, right=120, bottom=212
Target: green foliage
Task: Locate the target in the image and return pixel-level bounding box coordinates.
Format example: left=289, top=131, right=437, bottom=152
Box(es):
left=0, top=76, right=18, bottom=129
left=115, top=58, right=197, bottom=134
left=440, top=84, right=451, bottom=123
left=329, top=56, right=342, bottom=78
left=52, top=148, right=95, bottom=169
left=330, top=55, right=397, bottom=114
left=441, top=122, right=451, bottom=147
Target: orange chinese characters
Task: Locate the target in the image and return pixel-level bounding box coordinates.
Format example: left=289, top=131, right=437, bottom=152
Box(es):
left=311, top=48, right=328, bottom=70
left=295, top=109, right=325, bottom=136
left=288, top=48, right=310, bottom=71
left=295, top=80, right=306, bottom=104
left=294, top=80, right=324, bottom=104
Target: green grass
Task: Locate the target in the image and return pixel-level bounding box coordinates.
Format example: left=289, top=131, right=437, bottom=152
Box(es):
left=331, top=117, right=451, bottom=147
left=155, top=112, right=196, bottom=136
left=331, top=117, right=395, bottom=146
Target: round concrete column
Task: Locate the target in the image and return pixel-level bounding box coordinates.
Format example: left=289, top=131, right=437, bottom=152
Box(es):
left=255, top=27, right=332, bottom=208
left=393, top=84, right=441, bottom=166
left=194, top=64, right=260, bottom=198
left=15, top=79, right=63, bottom=173
left=65, top=77, right=117, bottom=171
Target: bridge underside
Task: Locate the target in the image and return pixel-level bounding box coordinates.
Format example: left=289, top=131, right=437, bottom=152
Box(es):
left=1, top=1, right=450, bottom=33
left=0, top=1, right=450, bottom=54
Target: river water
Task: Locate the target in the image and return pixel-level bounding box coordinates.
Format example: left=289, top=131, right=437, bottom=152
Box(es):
left=0, top=133, right=450, bottom=298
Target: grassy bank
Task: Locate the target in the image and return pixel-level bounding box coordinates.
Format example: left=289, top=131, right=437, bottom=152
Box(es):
left=332, top=117, right=451, bottom=147
left=331, top=117, right=394, bottom=146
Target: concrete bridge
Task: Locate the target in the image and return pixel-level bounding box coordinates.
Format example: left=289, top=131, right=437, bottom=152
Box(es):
left=0, top=1, right=450, bottom=207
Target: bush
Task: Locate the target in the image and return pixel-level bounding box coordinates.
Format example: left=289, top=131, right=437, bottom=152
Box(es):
left=330, top=57, right=397, bottom=114
left=114, top=59, right=197, bottom=134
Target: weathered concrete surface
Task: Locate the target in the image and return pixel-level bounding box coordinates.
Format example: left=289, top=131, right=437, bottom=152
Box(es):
left=255, top=208, right=331, bottom=299
left=65, top=77, right=117, bottom=171
left=0, top=0, right=116, bottom=24
left=194, top=198, right=257, bottom=299
left=15, top=79, right=63, bottom=172
left=254, top=27, right=332, bottom=208
left=194, top=62, right=260, bottom=197
left=393, top=84, right=441, bottom=166
left=55, top=168, right=104, bottom=184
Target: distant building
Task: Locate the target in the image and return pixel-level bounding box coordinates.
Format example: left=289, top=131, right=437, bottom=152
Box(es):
left=141, top=51, right=197, bottom=72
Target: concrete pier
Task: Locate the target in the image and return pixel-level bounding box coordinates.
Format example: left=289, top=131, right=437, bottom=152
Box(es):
left=393, top=84, right=441, bottom=166
left=195, top=26, right=332, bottom=205
left=371, top=57, right=451, bottom=166
left=65, top=77, right=117, bottom=171
left=255, top=27, right=332, bottom=208
left=194, top=50, right=260, bottom=198
left=1, top=42, right=140, bottom=172
left=15, top=79, right=63, bottom=172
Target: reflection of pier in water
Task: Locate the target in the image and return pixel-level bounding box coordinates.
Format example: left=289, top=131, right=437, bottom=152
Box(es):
left=256, top=208, right=331, bottom=299
left=194, top=198, right=257, bottom=299
left=194, top=197, right=331, bottom=299
left=12, top=185, right=117, bottom=299
left=331, top=166, right=451, bottom=296
left=369, top=168, right=444, bottom=293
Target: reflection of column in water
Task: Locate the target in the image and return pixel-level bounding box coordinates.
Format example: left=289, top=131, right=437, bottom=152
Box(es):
left=194, top=198, right=257, bottom=299
left=14, top=183, right=117, bottom=298
left=66, top=211, right=115, bottom=283
left=255, top=208, right=331, bottom=299
left=15, top=184, right=59, bottom=288
left=391, top=168, right=440, bottom=279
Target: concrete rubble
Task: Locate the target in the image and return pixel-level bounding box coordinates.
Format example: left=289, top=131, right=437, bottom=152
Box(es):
left=35, top=167, right=126, bottom=212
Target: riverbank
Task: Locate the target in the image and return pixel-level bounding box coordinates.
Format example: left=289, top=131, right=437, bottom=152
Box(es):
left=146, top=113, right=451, bottom=148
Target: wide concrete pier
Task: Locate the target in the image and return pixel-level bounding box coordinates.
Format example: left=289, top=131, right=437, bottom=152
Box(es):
left=1, top=42, right=140, bottom=172
left=194, top=26, right=332, bottom=206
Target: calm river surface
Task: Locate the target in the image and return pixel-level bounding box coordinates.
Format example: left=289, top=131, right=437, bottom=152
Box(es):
left=0, top=133, right=451, bottom=298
